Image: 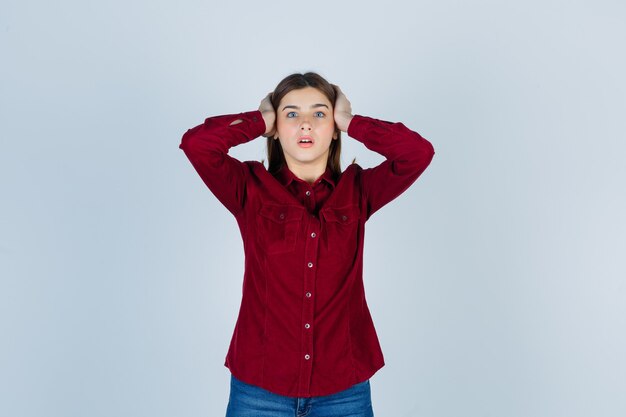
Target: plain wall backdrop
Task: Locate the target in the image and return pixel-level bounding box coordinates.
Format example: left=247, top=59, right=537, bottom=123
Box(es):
left=1, top=0, right=625, bottom=416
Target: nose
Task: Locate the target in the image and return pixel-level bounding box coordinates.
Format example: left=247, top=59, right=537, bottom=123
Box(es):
left=300, top=119, right=312, bottom=131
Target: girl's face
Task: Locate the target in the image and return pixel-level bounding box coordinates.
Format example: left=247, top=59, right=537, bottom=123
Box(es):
left=275, top=87, right=337, bottom=169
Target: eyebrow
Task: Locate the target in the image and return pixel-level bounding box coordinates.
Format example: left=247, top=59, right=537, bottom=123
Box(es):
left=281, top=104, right=330, bottom=112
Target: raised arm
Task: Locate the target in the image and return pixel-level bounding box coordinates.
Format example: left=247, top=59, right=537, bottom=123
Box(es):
left=179, top=94, right=275, bottom=216
left=333, top=85, right=435, bottom=220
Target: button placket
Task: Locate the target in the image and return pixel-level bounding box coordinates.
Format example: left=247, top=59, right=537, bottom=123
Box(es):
left=299, top=213, right=319, bottom=395
left=303, top=188, right=315, bottom=213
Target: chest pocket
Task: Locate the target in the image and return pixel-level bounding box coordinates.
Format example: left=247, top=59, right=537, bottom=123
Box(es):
left=321, top=204, right=361, bottom=259
left=256, top=203, right=305, bottom=255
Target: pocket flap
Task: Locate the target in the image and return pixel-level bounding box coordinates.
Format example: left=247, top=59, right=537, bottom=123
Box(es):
left=258, top=204, right=305, bottom=223
left=321, top=205, right=359, bottom=224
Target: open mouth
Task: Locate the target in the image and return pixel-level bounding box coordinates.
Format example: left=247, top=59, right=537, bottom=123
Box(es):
left=298, top=136, right=314, bottom=147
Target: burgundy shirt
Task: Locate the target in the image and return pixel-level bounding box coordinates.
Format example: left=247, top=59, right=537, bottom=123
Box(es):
left=179, top=110, right=435, bottom=397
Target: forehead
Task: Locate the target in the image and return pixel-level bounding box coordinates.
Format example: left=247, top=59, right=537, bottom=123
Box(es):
left=279, top=87, right=332, bottom=108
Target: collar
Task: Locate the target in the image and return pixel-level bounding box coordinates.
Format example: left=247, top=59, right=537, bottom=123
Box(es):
left=275, top=164, right=336, bottom=189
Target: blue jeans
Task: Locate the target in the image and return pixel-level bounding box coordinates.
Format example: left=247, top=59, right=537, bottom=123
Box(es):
left=225, top=374, right=375, bottom=417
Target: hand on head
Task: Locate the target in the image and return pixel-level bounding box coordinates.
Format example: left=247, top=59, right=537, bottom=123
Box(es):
left=331, top=84, right=354, bottom=133
left=258, top=92, right=277, bottom=138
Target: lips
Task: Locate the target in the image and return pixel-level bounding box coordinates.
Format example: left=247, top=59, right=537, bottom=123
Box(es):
left=298, top=136, right=314, bottom=144
left=298, top=136, right=314, bottom=148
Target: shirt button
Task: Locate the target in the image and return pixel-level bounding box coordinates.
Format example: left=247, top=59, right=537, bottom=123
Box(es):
left=305, top=292, right=312, bottom=298
left=305, top=190, right=311, bottom=196
left=304, top=323, right=311, bottom=329
left=307, top=262, right=313, bottom=268
left=342, top=215, right=348, bottom=221
left=304, top=354, right=311, bottom=360
left=279, top=213, right=285, bottom=220
left=310, top=232, right=316, bottom=238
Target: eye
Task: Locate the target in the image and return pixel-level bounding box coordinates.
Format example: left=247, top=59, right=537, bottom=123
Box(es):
left=314, top=111, right=325, bottom=117
left=287, top=111, right=297, bottom=118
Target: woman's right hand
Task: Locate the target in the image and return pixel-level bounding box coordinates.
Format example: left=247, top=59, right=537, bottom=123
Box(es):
left=258, top=92, right=277, bottom=138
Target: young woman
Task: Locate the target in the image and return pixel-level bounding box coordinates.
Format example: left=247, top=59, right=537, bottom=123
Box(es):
left=179, top=72, right=435, bottom=417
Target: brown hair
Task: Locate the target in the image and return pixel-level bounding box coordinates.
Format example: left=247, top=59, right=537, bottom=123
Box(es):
left=265, top=72, right=344, bottom=178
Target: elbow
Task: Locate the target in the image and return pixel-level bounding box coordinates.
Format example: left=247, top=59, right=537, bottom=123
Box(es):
left=391, top=129, right=434, bottom=176
left=411, top=133, right=435, bottom=167
left=421, top=140, right=435, bottom=171
left=179, top=125, right=202, bottom=151
left=424, top=138, right=435, bottom=162
left=179, top=134, right=188, bottom=151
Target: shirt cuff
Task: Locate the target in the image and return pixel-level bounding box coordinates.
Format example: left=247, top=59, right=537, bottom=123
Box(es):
left=347, top=114, right=395, bottom=138
left=235, top=110, right=267, bottom=139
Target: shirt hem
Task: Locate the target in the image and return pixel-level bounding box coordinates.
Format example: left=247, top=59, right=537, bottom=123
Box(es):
left=224, top=361, right=385, bottom=398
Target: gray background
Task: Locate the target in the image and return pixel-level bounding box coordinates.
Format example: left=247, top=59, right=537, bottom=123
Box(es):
left=2, top=0, right=625, bottom=416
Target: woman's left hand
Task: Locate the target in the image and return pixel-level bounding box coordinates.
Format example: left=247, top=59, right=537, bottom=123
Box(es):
left=332, top=84, right=354, bottom=133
